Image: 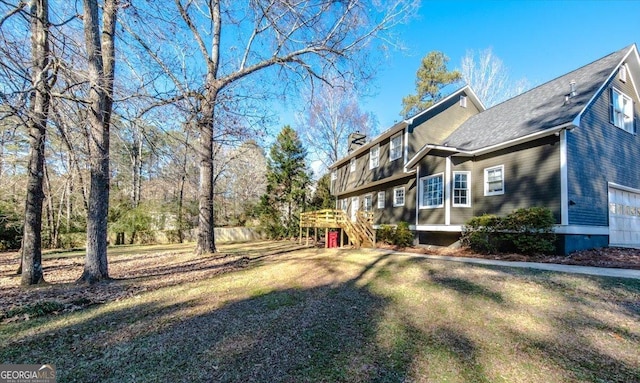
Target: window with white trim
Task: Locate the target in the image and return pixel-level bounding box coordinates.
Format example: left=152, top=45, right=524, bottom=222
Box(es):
left=390, top=133, right=402, bottom=161
left=350, top=157, right=356, bottom=172
left=363, top=194, right=372, bottom=211
left=393, top=187, right=405, bottom=207
left=331, top=171, right=337, bottom=181
left=610, top=88, right=635, bottom=134
left=420, top=173, right=444, bottom=208
left=340, top=199, right=347, bottom=211
left=369, top=144, right=379, bottom=169
left=453, top=171, right=471, bottom=207
left=484, top=165, right=504, bottom=196
left=377, top=191, right=385, bottom=209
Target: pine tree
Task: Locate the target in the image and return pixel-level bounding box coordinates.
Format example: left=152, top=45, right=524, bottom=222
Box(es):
left=401, top=51, right=462, bottom=118
left=258, top=126, right=310, bottom=238
left=310, top=174, right=334, bottom=210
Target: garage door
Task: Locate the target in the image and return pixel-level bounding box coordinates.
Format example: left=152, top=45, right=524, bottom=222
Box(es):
left=608, top=185, right=640, bottom=247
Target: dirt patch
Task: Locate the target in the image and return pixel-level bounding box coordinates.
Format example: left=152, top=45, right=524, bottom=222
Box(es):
left=377, top=243, right=640, bottom=270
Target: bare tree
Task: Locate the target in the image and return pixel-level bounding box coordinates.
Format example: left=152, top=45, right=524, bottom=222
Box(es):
left=78, top=0, right=117, bottom=283
left=460, top=47, right=530, bottom=107
left=21, top=0, right=55, bottom=285
left=124, top=0, right=417, bottom=254
left=296, top=78, right=377, bottom=170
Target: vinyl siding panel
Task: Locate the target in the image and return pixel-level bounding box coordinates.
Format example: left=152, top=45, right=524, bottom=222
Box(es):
left=473, top=136, right=561, bottom=222
left=331, top=130, right=405, bottom=196
left=337, top=176, right=416, bottom=225
left=567, top=72, right=640, bottom=226
left=408, top=92, right=481, bottom=158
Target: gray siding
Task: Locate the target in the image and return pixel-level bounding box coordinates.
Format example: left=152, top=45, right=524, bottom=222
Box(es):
left=331, top=129, right=405, bottom=196
left=567, top=71, right=640, bottom=226
left=337, top=176, right=416, bottom=225
left=331, top=90, right=480, bottom=198
left=409, top=93, right=481, bottom=158
left=472, top=136, right=561, bottom=221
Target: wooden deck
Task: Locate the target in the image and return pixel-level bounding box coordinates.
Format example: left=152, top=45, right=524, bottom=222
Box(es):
left=299, top=209, right=375, bottom=248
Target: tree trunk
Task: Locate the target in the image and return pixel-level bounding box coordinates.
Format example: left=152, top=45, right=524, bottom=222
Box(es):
left=177, top=130, right=189, bottom=243
left=196, top=84, right=218, bottom=254
left=21, top=0, right=51, bottom=286
left=43, top=161, right=55, bottom=248
left=78, top=0, right=117, bottom=284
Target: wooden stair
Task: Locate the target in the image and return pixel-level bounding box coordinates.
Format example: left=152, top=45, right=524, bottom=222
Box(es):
left=300, top=209, right=375, bottom=248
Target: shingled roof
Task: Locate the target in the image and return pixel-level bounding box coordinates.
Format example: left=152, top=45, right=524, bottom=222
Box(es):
left=442, top=44, right=635, bottom=151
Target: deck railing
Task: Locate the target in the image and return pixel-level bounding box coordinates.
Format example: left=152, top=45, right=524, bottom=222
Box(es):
left=300, top=209, right=375, bottom=248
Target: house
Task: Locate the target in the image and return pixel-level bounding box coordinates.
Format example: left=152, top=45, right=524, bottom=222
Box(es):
left=329, top=44, right=640, bottom=253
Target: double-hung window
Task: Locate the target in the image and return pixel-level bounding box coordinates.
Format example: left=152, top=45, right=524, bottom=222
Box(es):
left=340, top=199, right=348, bottom=211
left=393, top=187, right=405, bottom=207
left=484, top=165, right=504, bottom=196
left=390, top=133, right=402, bottom=161
left=363, top=195, right=373, bottom=211
left=420, top=173, right=444, bottom=208
left=377, top=191, right=385, bottom=209
left=611, top=88, right=635, bottom=134
left=453, top=172, right=471, bottom=207
left=369, top=145, right=379, bottom=169
left=350, top=157, right=356, bottom=172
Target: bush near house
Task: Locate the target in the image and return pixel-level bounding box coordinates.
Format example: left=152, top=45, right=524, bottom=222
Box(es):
left=377, top=222, right=414, bottom=247
left=462, top=207, right=556, bottom=255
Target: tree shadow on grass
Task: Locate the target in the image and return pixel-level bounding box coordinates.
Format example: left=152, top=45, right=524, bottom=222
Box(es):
left=5, top=251, right=638, bottom=382
left=0, top=253, right=494, bottom=382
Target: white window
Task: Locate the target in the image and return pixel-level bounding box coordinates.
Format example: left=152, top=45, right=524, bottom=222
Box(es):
left=377, top=191, right=385, bottom=209
left=453, top=171, right=471, bottom=207
left=331, top=171, right=337, bottom=181
left=420, top=173, right=444, bottom=208
left=363, top=194, right=372, bottom=211
left=350, top=157, right=356, bottom=172
left=390, top=133, right=402, bottom=161
left=393, top=187, right=405, bottom=207
left=340, top=199, right=347, bottom=211
left=611, top=88, right=635, bottom=133
left=484, top=165, right=504, bottom=196
left=369, top=144, right=379, bottom=169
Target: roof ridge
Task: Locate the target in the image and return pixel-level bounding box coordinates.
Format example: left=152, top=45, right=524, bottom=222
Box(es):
left=481, top=44, right=634, bottom=111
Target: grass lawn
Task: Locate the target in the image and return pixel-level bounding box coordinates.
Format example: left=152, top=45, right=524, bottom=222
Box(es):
left=1, top=241, right=639, bottom=382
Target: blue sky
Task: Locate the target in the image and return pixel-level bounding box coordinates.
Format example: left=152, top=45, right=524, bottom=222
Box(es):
left=338, top=0, right=640, bottom=129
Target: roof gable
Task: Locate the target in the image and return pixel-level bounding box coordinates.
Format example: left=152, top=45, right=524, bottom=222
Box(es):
left=443, top=44, right=636, bottom=151
left=328, top=85, right=482, bottom=169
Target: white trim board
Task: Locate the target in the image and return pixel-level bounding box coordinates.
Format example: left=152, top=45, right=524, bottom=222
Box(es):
left=370, top=224, right=610, bottom=236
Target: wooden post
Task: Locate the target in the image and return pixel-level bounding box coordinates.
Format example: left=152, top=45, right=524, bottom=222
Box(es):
left=299, top=224, right=302, bottom=244
left=325, top=227, right=329, bottom=248
left=340, top=228, right=345, bottom=247
left=314, top=227, right=318, bottom=244
left=306, top=227, right=310, bottom=246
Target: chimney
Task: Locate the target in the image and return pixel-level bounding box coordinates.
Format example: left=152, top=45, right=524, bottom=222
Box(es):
left=348, top=131, right=367, bottom=152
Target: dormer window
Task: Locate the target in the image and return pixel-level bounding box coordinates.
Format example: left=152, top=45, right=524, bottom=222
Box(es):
left=620, top=64, right=627, bottom=83
left=459, top=95, right=467, bottom=108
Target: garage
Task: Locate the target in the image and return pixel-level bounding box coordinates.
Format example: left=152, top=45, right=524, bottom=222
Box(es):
left=608, top=184, right=640, bottom=247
